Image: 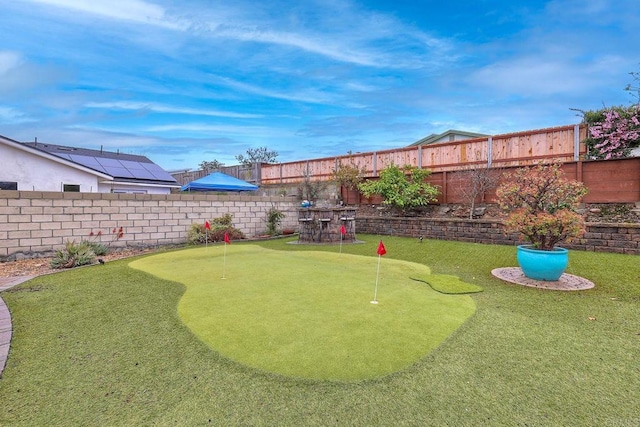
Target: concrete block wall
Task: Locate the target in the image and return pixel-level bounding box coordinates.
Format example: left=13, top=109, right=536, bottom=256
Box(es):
left=0, top=191, right=299, bottom=260
left=357, top=217, right=640, bottom=255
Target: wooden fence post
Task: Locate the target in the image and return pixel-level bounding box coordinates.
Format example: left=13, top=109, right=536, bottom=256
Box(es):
left=577, top=160, right=583, bottom=183
left=488, top=137, right=493, bottom=167
left=442, top=171, right=448, bottom=204
left=574, top=124, right=580, bottom=161
left=373, top=152, right=377, bottom=176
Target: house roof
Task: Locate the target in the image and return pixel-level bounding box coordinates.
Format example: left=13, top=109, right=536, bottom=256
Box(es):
left=409, top=129, right=489, bottom=146
left=22, top=142, right=178, bottom=186
left=1, top=135, right=113, bottom=180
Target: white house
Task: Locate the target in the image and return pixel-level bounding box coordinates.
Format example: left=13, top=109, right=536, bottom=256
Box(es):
left=0, top=135, right=179, bottom=194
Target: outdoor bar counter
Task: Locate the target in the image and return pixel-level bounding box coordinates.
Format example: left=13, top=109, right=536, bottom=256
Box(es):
left=297, top=207, right=357, bottom=243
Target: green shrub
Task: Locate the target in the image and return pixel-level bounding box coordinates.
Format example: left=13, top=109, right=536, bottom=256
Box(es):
left=81, top=240, right=109, bottom=256
left=211, top=213, right=233, bottom=227
left=50, top=240, right=96, bottom=269
left=358, top=164, right=439, bottom=212
left=188, top=214, right=245, bottom=244
left=266, top=207, right=285, bottom=236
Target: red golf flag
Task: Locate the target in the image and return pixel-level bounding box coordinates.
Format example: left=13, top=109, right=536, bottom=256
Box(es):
left=340, top=224, right=346, bottom=235
left=224, top=232, right=231, bottom=244
left=205, top=220, right=211, bottom=230
left=377, top=240, right=386, bottom=256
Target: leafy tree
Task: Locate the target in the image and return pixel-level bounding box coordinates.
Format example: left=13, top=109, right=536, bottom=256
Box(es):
left=458, top=165, right=502, bottom=219
left=579, top=105, right=640, bottom=159
left=358, top=164, right=439, bottom=212
left=574, top=69, right=640, bottom=159
left=297, top=166, right=326, bottom=201
left=199, top=159, right=224, bottom=171
left=235, top=147, right=278, bottom=166
left=333, top=159, right=366, bottom=204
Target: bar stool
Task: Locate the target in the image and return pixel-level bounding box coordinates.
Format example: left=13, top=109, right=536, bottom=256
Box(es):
left=339, top=209, right=356, bottom=241
left=298, top=209, right=314, bottom=242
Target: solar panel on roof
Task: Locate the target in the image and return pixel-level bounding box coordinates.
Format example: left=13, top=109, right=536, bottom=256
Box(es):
left=119, top=160, right=147, bottom=169
left=69, top=155, right=105, bottom=172
left=142, top=163, right=175, bottom=181
left=96, top=157, right=123, bottom=167
left=39, top=145, right=175, bottom=182
left=104, top=166, right=135, bottom=178
left=130, top=169, right=156, bottom=180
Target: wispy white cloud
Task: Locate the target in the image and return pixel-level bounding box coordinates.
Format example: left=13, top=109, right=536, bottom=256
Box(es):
left=0, top=51, right=23, bottom=74
left=213, top=26, right=385, bottom=68
left=85, top=101, right=263, bottom=119
left=0, top=50, right=68, bottom=96
left=144, top=123, right=293, bottom=139
left=23, top=0, right=452, bottom=69
left=201, top=6, right=454, bottom=69
left=22, top=0, right=186, bottom=29
left=209, top=75, right=339, bottom=105
left=0, top=106, right=34, bottom=124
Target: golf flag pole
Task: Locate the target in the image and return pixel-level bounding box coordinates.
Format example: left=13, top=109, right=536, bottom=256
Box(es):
left=222, top=231, right=231, bottom=279
left=339, top=223, right=346, bottom=254
left=372, top=240, right=386, bottom=304
left=204, top=220, right=211, bottom=248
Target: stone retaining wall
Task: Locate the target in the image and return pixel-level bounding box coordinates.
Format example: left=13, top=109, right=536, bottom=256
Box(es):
left=0, top=191, right=299, bottom=260
left=357, top=217, right=640, bottom=255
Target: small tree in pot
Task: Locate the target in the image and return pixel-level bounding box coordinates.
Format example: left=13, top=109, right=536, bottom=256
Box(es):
left=496, top=162, right=588, bottom=280
left=497, top=162, right=588, bottom=250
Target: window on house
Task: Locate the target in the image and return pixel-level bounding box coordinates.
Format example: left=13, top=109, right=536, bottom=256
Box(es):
left=0, top=181, right=18, bottom=190
left=63, top=184, right=80, bottom=192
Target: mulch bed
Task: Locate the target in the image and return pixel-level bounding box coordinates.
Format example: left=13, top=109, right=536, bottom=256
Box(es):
left=0, top=248, right=156, bottom=278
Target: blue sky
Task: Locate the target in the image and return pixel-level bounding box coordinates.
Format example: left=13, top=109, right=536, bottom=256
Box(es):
left=1, top=0, right=639, bottom=171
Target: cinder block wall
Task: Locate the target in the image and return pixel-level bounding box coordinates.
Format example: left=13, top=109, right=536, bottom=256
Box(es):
left=0, top=191, right=299, bottom=260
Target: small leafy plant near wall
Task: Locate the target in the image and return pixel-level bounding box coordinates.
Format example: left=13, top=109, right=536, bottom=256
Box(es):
left=266, top=207, right=285, bottom=236
left=50, top=227, right=125, bottom=269
left=188, top=214, right=245, bottom=244
left=50, top=240, right=97, bottom=269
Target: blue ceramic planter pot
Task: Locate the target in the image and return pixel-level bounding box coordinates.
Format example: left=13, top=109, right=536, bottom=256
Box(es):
left=517, top=245, right=568, bottom=281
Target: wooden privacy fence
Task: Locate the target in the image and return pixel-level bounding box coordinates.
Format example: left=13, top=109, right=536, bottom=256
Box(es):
left=261, top=124, right=587, bottom=184
left=344, top=157, right=640, bottom=205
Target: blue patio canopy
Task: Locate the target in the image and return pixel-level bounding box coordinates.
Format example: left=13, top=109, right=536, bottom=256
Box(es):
left=180, top=172, right=258, bottom=192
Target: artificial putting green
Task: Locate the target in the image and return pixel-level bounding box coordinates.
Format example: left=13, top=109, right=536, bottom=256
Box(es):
left=129, top=245, right=476, bottom=381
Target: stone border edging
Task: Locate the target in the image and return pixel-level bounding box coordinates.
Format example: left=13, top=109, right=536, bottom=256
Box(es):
left=491, top=267, right=595, bottom=291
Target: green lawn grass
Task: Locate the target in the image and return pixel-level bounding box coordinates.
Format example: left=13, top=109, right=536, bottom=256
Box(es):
left=129, top=246, right=475, bottom=381
left=0, top=235, right=638, bottom=426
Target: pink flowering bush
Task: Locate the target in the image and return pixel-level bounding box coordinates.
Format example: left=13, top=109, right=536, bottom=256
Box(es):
left=585, top=106, right=640, bottom=159
left=496, top=163, right=588, bottom=251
